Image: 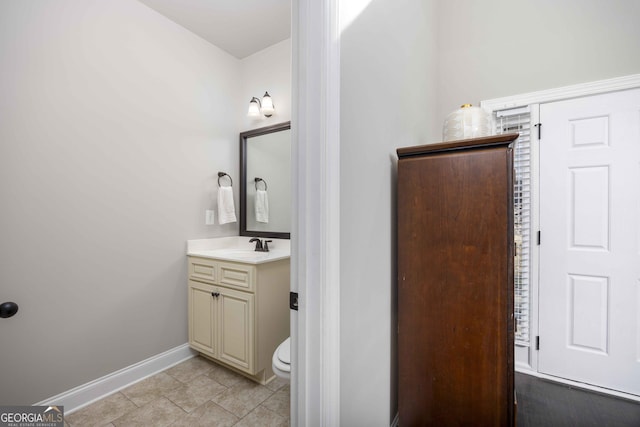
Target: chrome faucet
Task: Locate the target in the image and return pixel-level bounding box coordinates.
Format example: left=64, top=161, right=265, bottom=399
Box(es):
left=249, top=238, right=272, bottom=252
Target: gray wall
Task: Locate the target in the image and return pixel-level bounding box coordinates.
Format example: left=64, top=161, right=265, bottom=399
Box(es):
left=436, top=0, right=640, bottom=130
left=0, top=0, right=241, bottom=404
left=340, top=1, right=439, bottom=425
left=339, top=0, right=640, bottom=425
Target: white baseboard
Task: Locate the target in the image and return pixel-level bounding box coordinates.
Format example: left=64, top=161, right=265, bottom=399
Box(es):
left=516, top=368, right=640, bottom=403
left=35, top=343, right=197, bottom=414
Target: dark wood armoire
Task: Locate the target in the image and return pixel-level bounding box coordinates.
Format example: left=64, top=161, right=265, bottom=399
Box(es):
left=396, top=134, right=519, bottom=426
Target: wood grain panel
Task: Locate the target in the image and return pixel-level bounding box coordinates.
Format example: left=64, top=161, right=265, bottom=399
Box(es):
left=397, top=135, right=516, bottom=426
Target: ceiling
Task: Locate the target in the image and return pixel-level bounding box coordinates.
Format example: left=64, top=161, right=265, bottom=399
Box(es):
left=138, top=0, right=291, bottom=59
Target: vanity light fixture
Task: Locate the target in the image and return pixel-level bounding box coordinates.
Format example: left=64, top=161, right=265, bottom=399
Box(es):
left=247, top=92, right=275, bottom=118
left=247, top=97, right=261, bottom=117
left=260, top=92, right=275, bottom=117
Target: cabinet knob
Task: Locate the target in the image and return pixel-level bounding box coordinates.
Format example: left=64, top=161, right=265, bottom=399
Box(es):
left=211, top=292, right=220, bottom=298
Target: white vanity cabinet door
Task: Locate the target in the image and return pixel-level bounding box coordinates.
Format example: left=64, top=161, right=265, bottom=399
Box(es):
left=188, top=280, right=255, bottom=374
left=188, top=280, right=217, bottom=356
left=217, top=286, right=255, bottom=373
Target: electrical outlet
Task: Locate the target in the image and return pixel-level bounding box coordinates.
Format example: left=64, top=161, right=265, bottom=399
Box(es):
left=205, top=210, right=215, bottom=225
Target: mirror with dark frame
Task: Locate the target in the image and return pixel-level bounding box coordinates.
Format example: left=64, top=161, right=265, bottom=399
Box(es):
left=240, top=121, right=291, bottom=239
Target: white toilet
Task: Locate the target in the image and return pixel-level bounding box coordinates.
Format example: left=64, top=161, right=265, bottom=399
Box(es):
left=272, top=337, right=291, bottom=380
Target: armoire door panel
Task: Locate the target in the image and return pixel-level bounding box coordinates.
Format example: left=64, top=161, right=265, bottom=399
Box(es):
left=397, top=134, right=517, bottom=426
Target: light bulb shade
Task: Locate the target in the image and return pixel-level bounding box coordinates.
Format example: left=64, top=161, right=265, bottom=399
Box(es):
left=247, top=97, right=261, bottom=118
left=261, top=92, right=275, bottom=117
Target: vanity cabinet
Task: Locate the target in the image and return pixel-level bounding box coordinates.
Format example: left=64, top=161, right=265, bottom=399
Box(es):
left=187, top=256, right=289, bottom=384
left=396, top=134, right=518, bottom=426
left=189, top=280, right=255, bottom=371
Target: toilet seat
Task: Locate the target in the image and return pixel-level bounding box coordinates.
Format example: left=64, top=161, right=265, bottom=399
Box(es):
left=272, top=337, right=290, bottom=380
left=277, top=337, right=290, bottom=364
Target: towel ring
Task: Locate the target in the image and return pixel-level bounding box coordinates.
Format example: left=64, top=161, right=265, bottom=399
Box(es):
left=254, top=177, right=268, bottom=191
left=217, top=172, right=232, bottom=187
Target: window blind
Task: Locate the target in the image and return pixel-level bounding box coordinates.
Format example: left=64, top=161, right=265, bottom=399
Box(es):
left=495, top=106, right=531, bottom=345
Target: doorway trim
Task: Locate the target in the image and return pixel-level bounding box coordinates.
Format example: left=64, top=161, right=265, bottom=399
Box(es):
left=291, top=0, right=341, bottom=425
left=481, top=73, right=640, bottom=401
left=481, top=74, right=640, bottom=111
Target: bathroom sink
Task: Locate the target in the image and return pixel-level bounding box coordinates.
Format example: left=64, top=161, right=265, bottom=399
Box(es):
left=186, top=237, right=291, bottom=264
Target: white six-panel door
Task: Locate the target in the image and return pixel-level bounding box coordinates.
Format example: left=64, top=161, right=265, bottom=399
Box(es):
left=538, top=88, right=640, bottom=396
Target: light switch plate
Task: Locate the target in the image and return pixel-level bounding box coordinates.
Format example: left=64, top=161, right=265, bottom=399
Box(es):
left=205, top=210, right=215, bottom=225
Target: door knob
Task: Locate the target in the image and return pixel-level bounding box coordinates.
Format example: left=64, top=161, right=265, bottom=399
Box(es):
left=0, top=302, right=18, bottom=318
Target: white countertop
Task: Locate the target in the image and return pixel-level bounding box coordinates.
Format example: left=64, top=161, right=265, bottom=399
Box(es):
left=187, top=236, right=290, bottom=264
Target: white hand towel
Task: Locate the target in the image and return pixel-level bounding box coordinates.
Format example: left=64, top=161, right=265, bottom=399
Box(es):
left=255, top=189, right=269, bottom=223
left=217, top=186, right=237, bottom=225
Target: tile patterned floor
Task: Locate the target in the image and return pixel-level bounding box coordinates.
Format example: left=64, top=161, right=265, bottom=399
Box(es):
left=65, top=356, right=290, bottom=427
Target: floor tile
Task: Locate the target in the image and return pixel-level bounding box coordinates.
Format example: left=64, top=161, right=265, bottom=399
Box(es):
left=112, top=397, right=185, bottom=427
left=211, top=377, right=274, bottom=418
left=261, top=387, right=290, bottom=419
left=165, top=356, right=214, bottom=384
left=264, top=376, right=288, bottom=392
left=121, top=372, right=183, bottom=407
left=168, top=401, right=238, bottom=427
left=164, top=375, right=227, bottom=413
left=66, top=357, right=290, bottom=426
left=206, top=363, right=246, bottom=388
left=66, top=392, right=136, bottom=427
left=234, top=406, right=288, bottom=427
